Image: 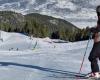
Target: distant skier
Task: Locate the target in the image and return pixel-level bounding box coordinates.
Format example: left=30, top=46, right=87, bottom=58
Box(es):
left=88, top=5, right=100, bottom=78
left=16, top=48, right=18, bottom=51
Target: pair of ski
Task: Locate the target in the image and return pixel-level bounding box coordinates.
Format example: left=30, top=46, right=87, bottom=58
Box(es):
left=76, top=74, right=100, bottom=80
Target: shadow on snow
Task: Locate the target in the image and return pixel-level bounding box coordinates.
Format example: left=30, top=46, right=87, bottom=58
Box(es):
left=0, top=61, right=87, bottom=79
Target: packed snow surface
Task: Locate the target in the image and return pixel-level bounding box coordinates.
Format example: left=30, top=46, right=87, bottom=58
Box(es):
left=0, top=31, right=96, bottom=80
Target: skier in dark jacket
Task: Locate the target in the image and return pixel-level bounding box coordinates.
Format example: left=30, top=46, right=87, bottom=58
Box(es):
left=88, top=5, right=100, bottom=78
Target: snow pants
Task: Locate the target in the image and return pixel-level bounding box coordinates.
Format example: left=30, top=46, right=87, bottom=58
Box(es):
left=88, top=41, right=100, bottom=73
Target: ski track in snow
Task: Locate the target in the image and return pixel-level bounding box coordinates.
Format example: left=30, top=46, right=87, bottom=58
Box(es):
left=0, top=31, right=96, bottom=80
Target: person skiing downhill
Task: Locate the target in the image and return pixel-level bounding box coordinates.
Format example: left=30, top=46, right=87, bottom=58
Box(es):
left=88, top=5, right=100, bottom=78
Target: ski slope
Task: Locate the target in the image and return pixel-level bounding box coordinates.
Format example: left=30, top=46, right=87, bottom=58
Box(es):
left=0, top=31, right=95, bottom=80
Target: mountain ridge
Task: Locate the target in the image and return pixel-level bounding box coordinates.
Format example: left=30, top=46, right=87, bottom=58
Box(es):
left=0, top=0, right=99, bottom=28
left=0, top=11, right=80, bottom=41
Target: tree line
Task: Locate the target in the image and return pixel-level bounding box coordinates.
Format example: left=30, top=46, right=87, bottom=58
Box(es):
left=0, top=20, right=91, bottom=42
left=0, top=11, right=91, bottom=42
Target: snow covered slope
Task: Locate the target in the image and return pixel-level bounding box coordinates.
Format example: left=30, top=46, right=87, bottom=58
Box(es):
left=0, top=31, right=38, bottom=51
left=0, top=31, right=95, bottom=80
left=0, top=31, right=93, bottom=52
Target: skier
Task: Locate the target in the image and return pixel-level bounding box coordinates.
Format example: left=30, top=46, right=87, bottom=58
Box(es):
left=88, top=5, right=100, bottom=78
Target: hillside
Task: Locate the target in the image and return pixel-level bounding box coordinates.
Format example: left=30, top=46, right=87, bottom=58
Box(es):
left=0, top=0, right=98, bottom=28
left=25, top=13, right=79, bottom=41
left=0, top=11, right=25, bottom=31
left=25, top=13, right=78, bottom=31
left=0, top=11, right=80, bottom=41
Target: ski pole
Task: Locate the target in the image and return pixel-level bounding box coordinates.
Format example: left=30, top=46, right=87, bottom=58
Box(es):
left=78, top=33, right=92, bottom=74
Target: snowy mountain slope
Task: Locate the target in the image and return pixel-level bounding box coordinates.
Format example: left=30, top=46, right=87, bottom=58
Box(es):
left=0, top=31, right=89, bottom=51
left=0, top=0, right=99, bottom=28
left=0, top=32, right=94, bottom=80
left=0, top=30, right=96, bottom=80
left=0, top=30, right=94, bottom=52
left=0, top=31, right=38, bottom=51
